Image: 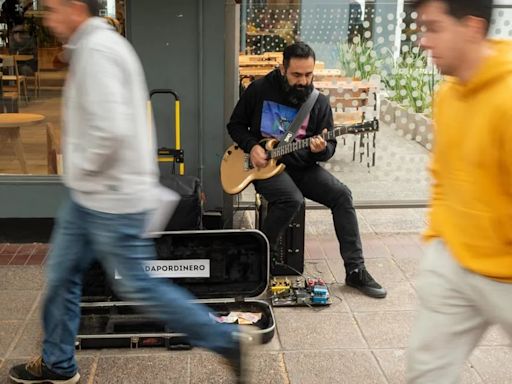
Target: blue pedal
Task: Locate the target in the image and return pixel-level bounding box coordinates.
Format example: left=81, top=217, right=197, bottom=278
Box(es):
left=311, top=284, right=329, bottom=304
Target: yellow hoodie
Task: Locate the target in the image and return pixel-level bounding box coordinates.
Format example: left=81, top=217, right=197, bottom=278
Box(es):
left=424, top=40, right=512, bottom=282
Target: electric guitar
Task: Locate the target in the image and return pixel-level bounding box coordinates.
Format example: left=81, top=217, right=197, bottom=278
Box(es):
left=220, top=119, right=379, bottom=195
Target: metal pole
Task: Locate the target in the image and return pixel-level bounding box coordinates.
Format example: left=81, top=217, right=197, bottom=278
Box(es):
left=198, top=0, right=205, bottom=183
left=240, top=0, right=248, bottom=53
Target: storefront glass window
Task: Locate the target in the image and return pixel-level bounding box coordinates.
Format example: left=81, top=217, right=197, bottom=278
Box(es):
left=0, top=0, right=125, bottom=175
left=238, top=0, right=512, bottom=204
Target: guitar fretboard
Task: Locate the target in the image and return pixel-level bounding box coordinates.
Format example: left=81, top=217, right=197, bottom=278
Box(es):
left=268, top=119, right=378, bottom=159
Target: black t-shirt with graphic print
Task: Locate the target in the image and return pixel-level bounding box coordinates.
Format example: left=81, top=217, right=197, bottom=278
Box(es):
left=227, top=69, right=336, bottom=169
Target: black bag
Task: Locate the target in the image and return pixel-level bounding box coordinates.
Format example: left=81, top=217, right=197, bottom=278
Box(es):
left=150, top=89, right=203, bottom=230
left=160, top=173, right=202, bottom=230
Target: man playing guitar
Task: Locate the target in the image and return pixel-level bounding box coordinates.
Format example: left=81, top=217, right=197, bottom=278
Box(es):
left=227, top=42, right=386, bottom=298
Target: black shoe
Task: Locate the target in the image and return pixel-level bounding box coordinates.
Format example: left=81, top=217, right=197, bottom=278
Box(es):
left=225, top=330, right=259, bottom=384
left=9, top=356, right=80, bottom=384
left=346, top=267, right=387, bottom=298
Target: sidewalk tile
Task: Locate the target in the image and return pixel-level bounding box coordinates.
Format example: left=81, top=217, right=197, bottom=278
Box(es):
left=373, top=349, right=483, bottom=384
left=355, top=311, right=415, bottom=349
left=94, top=355, right=189, bottom=384
left=276, top=312, right=366, bottom=350
left=470, top=347, right=512, bottom=384
left=341, top=281, right=417, bottom=312
left=285, top=350, right=386, bottom=384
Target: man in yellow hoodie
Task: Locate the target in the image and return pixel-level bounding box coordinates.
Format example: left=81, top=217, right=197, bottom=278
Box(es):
left=407, top=0, right=512, bottom=382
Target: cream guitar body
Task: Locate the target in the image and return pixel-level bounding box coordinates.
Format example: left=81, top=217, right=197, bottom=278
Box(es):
left=220, top=139, right=284, bottom=195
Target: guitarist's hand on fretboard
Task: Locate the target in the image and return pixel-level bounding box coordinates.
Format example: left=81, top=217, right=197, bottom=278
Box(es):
left=250, top=145, right=268, bottom=168
left=310, top=129, right=328, bottom=153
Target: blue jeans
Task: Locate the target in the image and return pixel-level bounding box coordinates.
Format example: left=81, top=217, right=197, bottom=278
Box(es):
left=43, top=195, right=237, bottom=376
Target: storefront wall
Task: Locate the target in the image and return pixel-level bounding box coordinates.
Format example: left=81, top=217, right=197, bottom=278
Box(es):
left=0, top=0, right=237, bottom=220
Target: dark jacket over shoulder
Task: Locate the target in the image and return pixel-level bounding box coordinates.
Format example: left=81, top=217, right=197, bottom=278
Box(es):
left=227, top=69, right=336, bottom=169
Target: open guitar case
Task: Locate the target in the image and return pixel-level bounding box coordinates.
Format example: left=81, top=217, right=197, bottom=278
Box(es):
left=78, top=230, right=276, bottom=350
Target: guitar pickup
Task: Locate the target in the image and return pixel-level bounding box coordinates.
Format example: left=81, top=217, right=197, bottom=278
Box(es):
left=244, top=154, right=253, bottom=170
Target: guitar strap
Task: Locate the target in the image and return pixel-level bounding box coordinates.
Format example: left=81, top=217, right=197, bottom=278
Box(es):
left=276, top=88, right=320, bottom=149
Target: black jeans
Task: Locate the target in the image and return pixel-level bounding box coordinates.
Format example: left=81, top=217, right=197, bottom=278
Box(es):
left=253, top=164, right=364, bottom=272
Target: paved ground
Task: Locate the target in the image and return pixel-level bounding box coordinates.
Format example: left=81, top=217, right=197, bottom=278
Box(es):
left=1, top=209, right=511, bottom=384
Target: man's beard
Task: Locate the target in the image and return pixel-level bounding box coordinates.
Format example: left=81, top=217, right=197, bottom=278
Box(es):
left=281, top=74, right=314, bottom=105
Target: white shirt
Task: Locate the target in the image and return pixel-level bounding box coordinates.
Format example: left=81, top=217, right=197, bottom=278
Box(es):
left=62, top=17, right=159, bottom=214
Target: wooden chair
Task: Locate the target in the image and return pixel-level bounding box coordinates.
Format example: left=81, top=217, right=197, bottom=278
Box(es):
left=46, top=122, right=62, bottom=174
left=327, top=83, right=379, bottom=167
left=333, top=110, right=364, bottom=147
left=0, top=72, right=19, bottom=113
left=262, top=51, right=283, bottom=62
left=314, top=75, right=352, bottom=84
left=2, top=55, right=29, bottom=104
left=26, top=54, right=41, bottom=98
left=313, top=68, right=342, bottom=79
left=333, top=111, right=364, bottom=125
left=314, top=61, right=325, bottom=70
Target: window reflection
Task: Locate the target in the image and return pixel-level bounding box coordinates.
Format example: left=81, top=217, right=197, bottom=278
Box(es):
left=0, top=0, right=125, bottom=175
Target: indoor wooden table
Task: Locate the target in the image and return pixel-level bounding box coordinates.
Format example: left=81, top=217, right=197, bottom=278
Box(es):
left=0, top=54, right=34, bottom=62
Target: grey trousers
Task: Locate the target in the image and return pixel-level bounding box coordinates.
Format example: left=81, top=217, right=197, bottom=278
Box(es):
left=407, top=239, right=512, bottom=384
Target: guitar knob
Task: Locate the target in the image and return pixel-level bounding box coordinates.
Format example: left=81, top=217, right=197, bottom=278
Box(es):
left=227, top=150, right=232, bottom=155
left=234, top=146, right=239, bottom=150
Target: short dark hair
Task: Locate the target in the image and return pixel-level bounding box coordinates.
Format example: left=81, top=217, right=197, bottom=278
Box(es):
left=72, top=0, right=100, bottom=16
left=413, top=0, right=493, bottom=32
left=283, top=42, right=316, bottom=68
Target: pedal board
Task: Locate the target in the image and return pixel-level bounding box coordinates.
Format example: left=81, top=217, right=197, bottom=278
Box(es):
left=269, top=277, right=332, bottom=307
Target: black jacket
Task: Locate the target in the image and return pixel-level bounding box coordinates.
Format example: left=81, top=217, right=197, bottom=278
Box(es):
left=227, top=69, right=336, bottom=169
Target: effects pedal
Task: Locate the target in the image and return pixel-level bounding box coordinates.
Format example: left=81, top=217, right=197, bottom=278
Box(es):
left=307, top=278, right=329, bottom=305
left=269, top=277, right=332, bottom=307
left=270, top=277, right=291, bottom=295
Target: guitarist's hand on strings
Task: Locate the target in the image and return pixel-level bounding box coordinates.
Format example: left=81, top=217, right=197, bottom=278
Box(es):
left=250, top=145, right=268, bottom=168
left=310, top=129, right=328, bottom=153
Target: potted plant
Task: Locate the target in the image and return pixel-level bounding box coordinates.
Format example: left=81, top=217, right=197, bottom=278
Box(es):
left=380, top=46, right=441, bottom=150
left=337, top=35, right=383, bottom=80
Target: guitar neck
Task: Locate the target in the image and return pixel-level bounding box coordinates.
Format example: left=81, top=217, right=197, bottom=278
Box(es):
left=268, top=119, right=379, bottom=159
